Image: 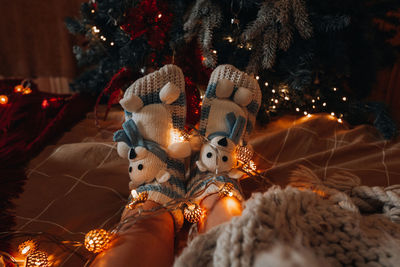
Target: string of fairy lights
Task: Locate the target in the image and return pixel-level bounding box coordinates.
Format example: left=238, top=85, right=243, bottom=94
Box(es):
left=0, top=127, right=273, bottom=267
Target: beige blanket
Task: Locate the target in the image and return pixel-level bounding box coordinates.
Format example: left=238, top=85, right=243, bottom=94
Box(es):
left=11, top=109, right=400, bottom=266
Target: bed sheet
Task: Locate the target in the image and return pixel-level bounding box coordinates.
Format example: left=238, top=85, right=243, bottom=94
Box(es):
left=10, top=109, right=400, bottom=266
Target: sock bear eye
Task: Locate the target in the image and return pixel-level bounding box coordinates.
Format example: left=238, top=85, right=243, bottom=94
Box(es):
left=222, top=156, right=228, bottom=162
left=137, top=164, right=144, bottom=170
left=207, top=152, right=213, bottom=158
left=129, top=166, right=132, bottom=173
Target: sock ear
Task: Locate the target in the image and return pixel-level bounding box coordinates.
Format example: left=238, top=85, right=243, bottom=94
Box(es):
left=168, top=141, right=191, bottom=159
left=228, top=168, right=244, bottom=179
left=233, top=87, right=253, bottom=107
left=120, top=94, right=144, bottom=112
left=216, top=79, right=234, bottom=98
left=155, top=170, right=171, bottom=183
left=117, top=142, right=130, bottom=158
left=196, top=160, right=208, bottom=172
left=159, top=82, right=181, bottom=104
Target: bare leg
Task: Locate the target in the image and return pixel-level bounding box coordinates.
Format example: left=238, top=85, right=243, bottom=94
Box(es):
left=198, top=194, right=243, bottom=233
left=90, top=201, right=174, bottom=267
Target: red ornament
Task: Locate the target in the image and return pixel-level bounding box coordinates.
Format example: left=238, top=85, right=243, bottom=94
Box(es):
left=185, top=77, right=201, bottom=128
left=120, top=0, right=172, bottom=49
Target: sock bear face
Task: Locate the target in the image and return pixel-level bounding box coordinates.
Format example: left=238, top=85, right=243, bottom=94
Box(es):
left=196, top=136, right=238, bottom=174
left=127, top=146, right=170, bottom=189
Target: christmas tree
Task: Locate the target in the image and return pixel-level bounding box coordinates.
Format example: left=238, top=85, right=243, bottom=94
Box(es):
left=65, top=0, right=400, bottom=138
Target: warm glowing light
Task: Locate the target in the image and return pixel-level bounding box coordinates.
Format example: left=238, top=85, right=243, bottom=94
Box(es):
left=312, top=105, right=316, bottom=109
left=312, top=99, right=315, bottom=103
left=18, top=240, right=37, bottom=255
left=212, top=50, right=217, bottom=54
left=307, top=114, right=312, bottom=118
left=255, top=76, right=259, bottom=80
left=264, top=82, right=269, bottom=86
left=296, top=108, right=300, bottom=112
left=184, top=203, right=203, bottom=223
left=338, top=118, right=343, bottom=123
left=225, top=36, right=234, bottom=43
left=342, top=97, right=347, bottom=101
left=323, top=102, right=327, bottom=107
left=331, top=112, right=335, bottom=116
left=271, top=89, right=276, bottom=93
left=110, top=42, right=115, bottom=46
left=274, top=99, right=278, bottom=104
left=0, top=95, right=8, bottom=105
left=236, top=146, right=253, bottom=163
left=270, top=98, right=274, bottom=102
left=92, top=26, right=100, bottom=33
left=91, top=9, right=95, bottom=13
left=304, top=111, right=308, bottom=115
left=127, top=190, right=148, bottom=210
left=317, top=97, right=320, bottom=100
left=25, top=250, right=49, bottom=267
left=14, top=84, right=24, bottom=93
left=284, top=96, right=289, bottom=100
left=84, top=229, right=113, bottom=253
left=157, top=13, right=162, bottom=19
left=171, top=129, right=186, bottom=144
left=100, top=35, right=106, bottom=41
left=242, top=160, right=257, bottom=174
left=272, top=105, right=276, bottom=109
left=22, top=87, right=32, bottom=94
left=41, top=99, right=49, bottom=109
left=333, top=87, right=337, bottom=91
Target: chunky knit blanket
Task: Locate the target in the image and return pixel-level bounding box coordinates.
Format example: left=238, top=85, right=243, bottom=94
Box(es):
left=175, top=167, right=400, bottom=267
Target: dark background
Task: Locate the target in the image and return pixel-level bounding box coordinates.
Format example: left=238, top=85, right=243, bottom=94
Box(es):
left=0, top=0, right=399, bottom=122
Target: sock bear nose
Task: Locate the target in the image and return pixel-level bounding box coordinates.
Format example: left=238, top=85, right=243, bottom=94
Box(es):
left=218, top=137, right=228, bottom=147
left=129, top=148, right=137, bottom=159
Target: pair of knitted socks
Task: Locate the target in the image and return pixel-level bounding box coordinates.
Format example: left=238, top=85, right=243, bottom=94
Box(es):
left=114, top=64, right=261, bottom=229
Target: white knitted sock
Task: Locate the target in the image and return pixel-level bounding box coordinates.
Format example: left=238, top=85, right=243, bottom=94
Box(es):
left=187, top=65, right=261, bottom=203
left=114, top=64, right=189, bottom=229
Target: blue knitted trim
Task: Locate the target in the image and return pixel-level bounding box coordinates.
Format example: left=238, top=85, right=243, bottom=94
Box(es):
left=167, top=176, right=186, bottom=191
left=167, top=158, right=185, bottom=173
left=205, top=83, right=217, bottom=98
left=171, top=92, right=186, bottom=106
left=246, top=119, right=253, bottom=134
left=139, top=91, right=162, bottom=106
left=136, top=184, right=182, bottom=199
left=172, top=116, right=185, bottom=130
left=247, top=100, right=259, bottom=114
left=189, top=175, right=240, bottom=195
left=199, top=105, right=211, bottom=136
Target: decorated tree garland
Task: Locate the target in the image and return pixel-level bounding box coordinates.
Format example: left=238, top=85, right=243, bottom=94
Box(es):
left=65, top=0, right=400, bottom=138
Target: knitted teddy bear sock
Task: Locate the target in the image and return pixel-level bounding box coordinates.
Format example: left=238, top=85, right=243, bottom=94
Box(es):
left=187, top=65, right=261, bottom=204
left=114, top=64, right=190, bottom=229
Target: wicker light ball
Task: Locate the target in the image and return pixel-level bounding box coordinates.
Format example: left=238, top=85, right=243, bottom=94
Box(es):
left=184, top=203, right=203, bottom=223
left=18, top=240, right=37, bottom=255
left=25, top=250, right=49, bottom=267
left=219, top=183, right=235, bottom=197
left=126, top=190, right=148, bottom=210
left=235, top=145, right=253, bottom=163
left=84, top=229, right=113, bottom=253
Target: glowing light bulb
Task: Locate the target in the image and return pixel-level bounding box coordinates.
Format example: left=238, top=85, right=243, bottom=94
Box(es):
left=323, top=102, right=327, bottom=107
left=284, top=96, right=289, bottom=100
left=304, top=111, right=308, bottom=115
left=274, top=99, right=278, bottom=104
left=338, top=118, right=343, bottom=123
left=272, top=105, right=276, bottom=109
left=265, top=82, right=269, bottom=86
left=331, top=112, right=335, bottom=116
left=212, top=50, right=217, bottom=54
left=110, top=42, right=114, bottom=46
left=296, top=108, right=300, bottom=112
left=158, top=13, right=162, bottom=19
left=333, top=87, right=337, bottom=91
left=91, top=9, right=95, bottom=13
left=342, top=97, right=347, bottom=101
left=271, top=89, right=276, bottom=93
left=255, top=76, right=259, bottom=80
left=0, top=95, right=8, bottom=105
left=312, top=99, right=315, bottom=103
